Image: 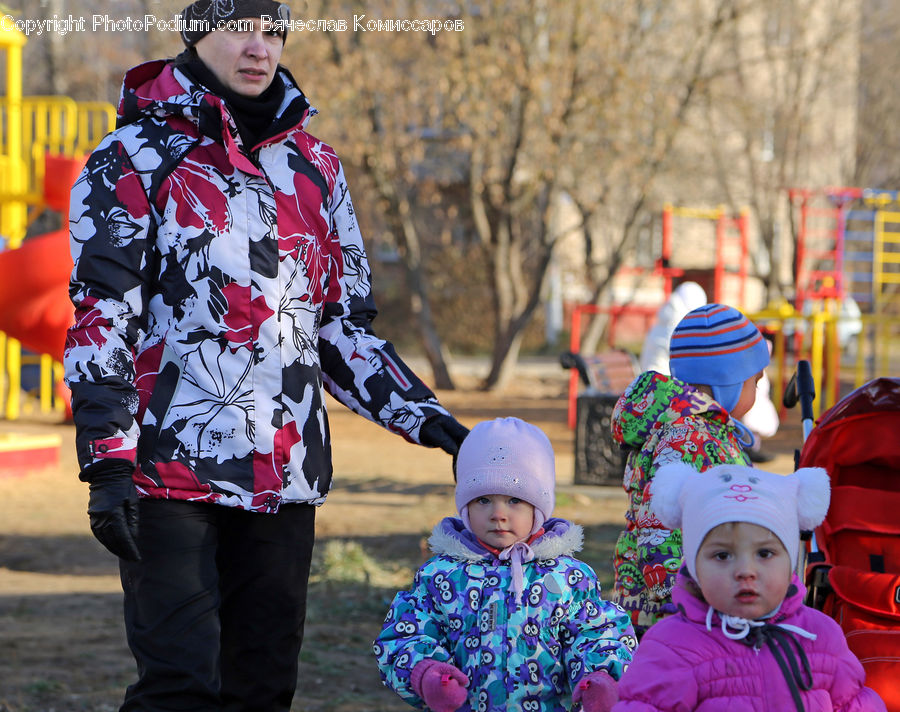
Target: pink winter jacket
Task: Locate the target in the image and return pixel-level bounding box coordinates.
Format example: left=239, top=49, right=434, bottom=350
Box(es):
left=613, top=572, right=886, bottom=712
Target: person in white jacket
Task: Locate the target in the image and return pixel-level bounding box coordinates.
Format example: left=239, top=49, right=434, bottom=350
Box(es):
left=638, top=282, right=708, bottom=374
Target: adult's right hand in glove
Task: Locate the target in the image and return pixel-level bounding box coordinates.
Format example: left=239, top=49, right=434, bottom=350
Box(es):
left=411, top=659, right=469, bottom=712
left=80, top=460, right=141, bottom=562
left=419, top=414, right=469, bottom=458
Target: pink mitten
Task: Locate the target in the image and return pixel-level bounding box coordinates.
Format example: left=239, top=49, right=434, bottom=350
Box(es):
left=410, top=659, right=469, bottom=712
left=572, top=670, right=619, bottom=712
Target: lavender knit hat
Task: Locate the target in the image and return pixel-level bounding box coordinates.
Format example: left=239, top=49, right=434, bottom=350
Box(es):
left=669, top=304, right=770, bottom=412
left=455, top=417, right=556, bottom=536
left=650, top=462, right=830, bottom=579
left=180, top=0, right=291, bottom=47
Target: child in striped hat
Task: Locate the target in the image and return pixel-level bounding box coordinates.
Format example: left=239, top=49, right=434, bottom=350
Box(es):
left=609, top=304, right=770, bottom=637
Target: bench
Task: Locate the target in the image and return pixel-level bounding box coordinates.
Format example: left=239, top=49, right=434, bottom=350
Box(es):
left=559, top=349, right=640, bottom=486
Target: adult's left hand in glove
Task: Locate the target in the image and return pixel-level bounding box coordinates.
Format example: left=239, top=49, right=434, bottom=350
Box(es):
left=419, top=414, right=469, bottom=457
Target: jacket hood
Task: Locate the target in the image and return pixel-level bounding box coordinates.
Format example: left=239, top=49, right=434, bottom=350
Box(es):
left=613, top=371, right=732, bottom=449
left=672, top=567, right=806, bottom=626
left=428, top=516, right=584, bottom=561
left=116, top=60, right=313, bottom=155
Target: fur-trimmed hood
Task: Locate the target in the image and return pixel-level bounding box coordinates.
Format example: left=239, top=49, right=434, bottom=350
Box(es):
left=427, top=516, right=584, bottom=562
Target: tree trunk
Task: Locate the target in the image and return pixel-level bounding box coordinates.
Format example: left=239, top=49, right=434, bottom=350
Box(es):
left=394, top=203, right=456, bottom=390
left=327, top=30, right=456, bottom=390
left=481, top=215, right=555, bottom=389
left=43, top=0, right=68, bottom=95
left=484, top=326, right=526, bottom=390
left=364, top=155, right=456, bottom=390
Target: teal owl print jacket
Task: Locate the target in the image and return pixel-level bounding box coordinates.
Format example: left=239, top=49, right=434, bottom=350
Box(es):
left=373, top=517, right=636, bottom=711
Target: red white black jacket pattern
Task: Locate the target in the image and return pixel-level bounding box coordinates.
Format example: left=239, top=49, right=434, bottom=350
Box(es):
left=65, top=60, right=449, bottom=512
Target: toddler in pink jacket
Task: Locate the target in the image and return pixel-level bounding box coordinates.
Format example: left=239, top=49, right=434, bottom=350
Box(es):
left=613, top=462, right=886, bottom=712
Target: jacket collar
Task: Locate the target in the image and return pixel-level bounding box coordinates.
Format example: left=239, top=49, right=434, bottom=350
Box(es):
left=116, top=60, right=313, bottom=174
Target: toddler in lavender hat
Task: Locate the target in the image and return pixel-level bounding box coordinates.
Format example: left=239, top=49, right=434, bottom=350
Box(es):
left=374, top=417, right=636, bottom=712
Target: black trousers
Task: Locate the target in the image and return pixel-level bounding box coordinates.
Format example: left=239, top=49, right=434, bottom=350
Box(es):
left=118, top=499, right=316, bottom=712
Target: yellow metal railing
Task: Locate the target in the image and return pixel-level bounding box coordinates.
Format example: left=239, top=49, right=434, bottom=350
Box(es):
left=748, top=303, right=900, bottom=418
left=874, top=209, right=900, bottom=318
left=0, top=97, right=115, bottom=213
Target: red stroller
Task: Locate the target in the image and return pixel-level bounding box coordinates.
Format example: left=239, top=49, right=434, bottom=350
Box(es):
left=797, top=377, right=900, bottom=710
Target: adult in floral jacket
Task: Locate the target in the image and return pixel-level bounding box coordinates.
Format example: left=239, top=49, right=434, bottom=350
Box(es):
left=64, top=1, right=467, bottom=709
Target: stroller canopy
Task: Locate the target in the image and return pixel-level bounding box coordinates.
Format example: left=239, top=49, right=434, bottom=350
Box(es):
left=799, top=377, right=900, bottom=711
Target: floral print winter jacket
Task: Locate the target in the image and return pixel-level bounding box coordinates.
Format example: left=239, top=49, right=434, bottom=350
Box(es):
left=374, top=517, right=636, bottom=711
left=610, top=372, right=750, bottom=634
left=612, top=571, right=887, bottom=711
left=65, top=60, right=451, bottom=511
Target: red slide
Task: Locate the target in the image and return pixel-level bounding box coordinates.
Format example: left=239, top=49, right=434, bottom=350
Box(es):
left=0, top=228, right=73, bottom=363
left=0, top=155, right=86, bottom=363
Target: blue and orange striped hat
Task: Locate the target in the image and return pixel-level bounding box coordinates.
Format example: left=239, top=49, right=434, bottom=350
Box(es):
left=668, top=304, right=769, bottom=412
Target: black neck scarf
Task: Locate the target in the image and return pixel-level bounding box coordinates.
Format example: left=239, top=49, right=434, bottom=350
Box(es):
left=173, top=49, right=285, bottom=150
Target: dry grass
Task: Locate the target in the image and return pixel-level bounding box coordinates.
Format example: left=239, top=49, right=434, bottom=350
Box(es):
left=0, top=366, right=801, bottom=710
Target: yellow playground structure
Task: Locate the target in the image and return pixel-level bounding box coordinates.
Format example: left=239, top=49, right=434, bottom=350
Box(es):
left=0, top=22, right=115, bottom=421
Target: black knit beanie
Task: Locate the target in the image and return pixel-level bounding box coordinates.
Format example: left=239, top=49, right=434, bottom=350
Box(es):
left=180, top=0, right=291, bottom=47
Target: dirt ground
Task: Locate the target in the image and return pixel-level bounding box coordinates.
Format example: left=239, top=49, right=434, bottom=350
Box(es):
left=0, top=363, right=802, bottom=711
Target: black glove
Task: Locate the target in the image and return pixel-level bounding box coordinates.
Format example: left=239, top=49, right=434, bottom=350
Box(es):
left=419, top=414, right=470, bottom=457
left=82, top=462, right=141, bottom=562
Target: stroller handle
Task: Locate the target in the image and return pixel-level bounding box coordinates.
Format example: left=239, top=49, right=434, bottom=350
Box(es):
left=783, top=360, right=816, bottom=441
